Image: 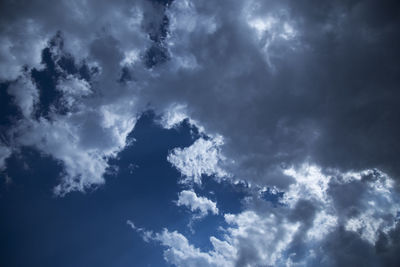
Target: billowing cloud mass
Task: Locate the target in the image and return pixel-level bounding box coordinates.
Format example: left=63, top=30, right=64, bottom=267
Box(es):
left=168, top=136, right=228, bottom=184
left=176, top=190, right=218, bottom=219
left=0, top=145, right=11, bottom=171
left=133, top=166, right=400, bottom=267
left=1, top=0, right=400, bottom=266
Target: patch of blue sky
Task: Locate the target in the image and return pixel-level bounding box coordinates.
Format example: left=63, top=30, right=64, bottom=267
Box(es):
left=0, top=110, right=250, bottom=267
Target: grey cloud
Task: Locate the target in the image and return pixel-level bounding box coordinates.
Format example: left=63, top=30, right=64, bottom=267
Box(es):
left=1, top=0, right=400, bottom=265
left=2, top=0, right=399, bottom=189
left=131, top=166, right=399, bottom=267
left=136, top=0, right=400, bottom=190
left=0, top=145, right=11, bottom=171
left=0, top=0, right=159, bottom=194
left=376, top=223, right=400, bottom=267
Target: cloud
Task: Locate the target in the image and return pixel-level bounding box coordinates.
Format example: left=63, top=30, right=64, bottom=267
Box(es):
left=10, top=96, right=138, bottom=195
left=0, top=17, right=47, bottom=81
left=167, top=136, right=229, bottom=184
left=127, top=219, right=233, bottom=266
left=158, top=104, right=189, bottom=130
left=132, top=165, right=400, bottom=266
left=176, top=190, right=218, bottom=219
left=139, top=0, right=400, bottom=189
left=129, top=209, right=300, bottom=267
left=1, top=0, right=400, bottom=265
left=2, top=0, right=399, bottom=194
left=0, top=0, right=156, bottom=194
left=0, top=145, right=11, bottom=171
left=7, top=74, right=39, bottom=118
left=4, top=40, right=140, bottom=194
left=151, top=229, right=233, bottom=267
left=56, top=75, right=92, bottom=108
left=0, top=0, right=153, bottom=80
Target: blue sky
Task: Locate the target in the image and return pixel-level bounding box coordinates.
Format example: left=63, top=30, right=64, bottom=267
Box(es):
left=1, top=0, right=400, bottom=266
left=0, top=112, right=247, bottom=267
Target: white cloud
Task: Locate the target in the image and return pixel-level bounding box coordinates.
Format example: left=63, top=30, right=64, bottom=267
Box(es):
left=306, top=210, right=338, bottom=241
left=7, top=74, right=39, bottom=118
left=341, top=169, right=400, bottom=244
left=224, top=210, right=300, bottom=266
left=167, top=0, right=218, bottom=37
left=57, top=75, right=92, bottom=108
left=158, top=104, right=206, bottom=136
left=155, top=229, right=231, bottom=267
left=12, top=96, right=137, bottom=195
left=0, top=19, right=48, bottom=81
left=130, top=209, right=300, bottom=267
left=121, top=49, right=141, bottom=66
left=2, top=0, right=400, bottom=265
left=283, top=164, right=400, bottom=245
left=167, top=136, right=228, bottom=184
left=244, top=1, right=298, bottom=69
left=158, top=104, right=190, bottom=129
left=128, top=220, right=234, bottom=267
left=282, top=163, right=331, bottom=206
left=0, top=0, right=152, bottom=194
left=132, top=163, right=400, bottom=266
left=176, top=190, right=218, bottom=219
left=0, top=145, right=12, bottom=171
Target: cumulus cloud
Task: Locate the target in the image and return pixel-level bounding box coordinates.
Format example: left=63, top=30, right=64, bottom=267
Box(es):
left=139, top=0, right=400, bottom=189
left=56, top=75, right=92, bottom=108
left=129, top=224, right=234, bottom=267
left=1, top=0, right=400, bottom=265
left=167, top=136, right=229, bottom=184
left=158, top=104, right=190, bottom=130
left=0, top=17, right=47, bottom=81
left=0, top=0, right=156, bottom=194
left=176, top=190, right=218, bottom=219
left=7, top=74, right=39, bottom=118
left=131, top=165, right=400, bottom=267
left=129, top=209, right=300, bottom=267
left=10, top=94, right=138, bottom=195
left=0, top=145, right=11, bottom=171
left=279, top=165, right=400, bottom=257
left=1, top=0, right=399, bottom=194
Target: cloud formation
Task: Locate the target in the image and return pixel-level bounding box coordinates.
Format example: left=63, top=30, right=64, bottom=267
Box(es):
left=0, top=0, right=155, bottom=194
left=140, top=0, right=400, bottom=189
left=167, top=136, right=228, bottom=184
left=176, top=190, right=219, bottom=219
left=132, top=166, right=400, bottom=267
left=1, top=0, right=400, bottom=265
left=2, top=0, right=399, bottom=193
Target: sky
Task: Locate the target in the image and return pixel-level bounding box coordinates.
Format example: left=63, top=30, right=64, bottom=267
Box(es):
left=0, top=0, right=400, bottom=266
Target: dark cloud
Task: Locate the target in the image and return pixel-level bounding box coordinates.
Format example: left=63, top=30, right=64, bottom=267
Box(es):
left=136, top=0, right=400, bottom=189
left=318, top=227, right=380, bottom=267
left=376, top=224, right=400, bottom=267
left=0, top=0, right=400, bottom=266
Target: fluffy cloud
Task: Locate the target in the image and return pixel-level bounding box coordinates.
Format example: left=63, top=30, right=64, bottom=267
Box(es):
left=129, top=209, right=300, bottom=267
left=128, top=209, right=300, bottom=267
left=2, top=0, right=399, bottom=194
left=158, top=104, right=190, bottom=130
left=0, top=145, right=11, bottom=171
left=138, top=0, right=400, bottom=189
left=0, top=0, right=156, bottom=194
left=3, top=40, right=140, bottom=194
left=167, top=136, right=229, bottom=184
left=1, top=0, right=400, bottom=265
left=132, top=165, right=400, bottom=267
left=176, top=190, right=218, bottom=219
left=0, top=18, right=47, bottom=81
left=7, top=74, right=39, bottom=118
left=128, top=220, right=234, bottom=267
